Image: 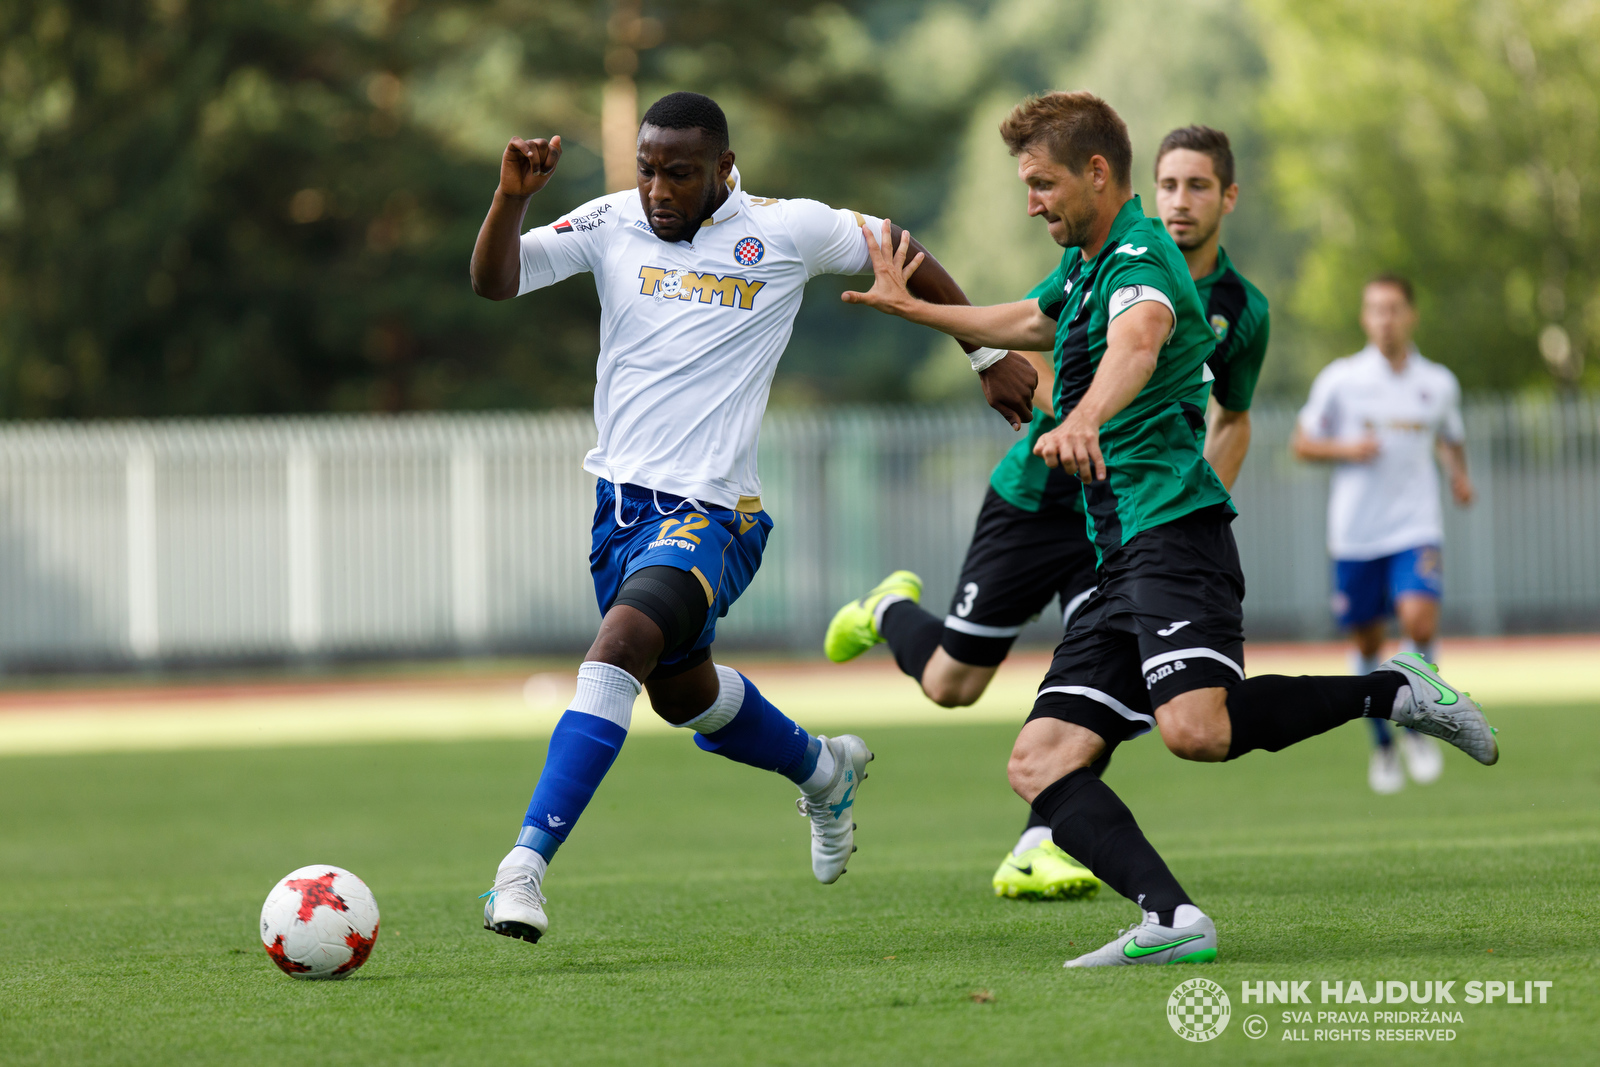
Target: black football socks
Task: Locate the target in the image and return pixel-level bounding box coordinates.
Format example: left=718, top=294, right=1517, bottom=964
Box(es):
left=1224, top=672, right=1405, bottom=760
left=1031, top=767, right=1192, bottom=917
left=1017, top=749, right=1111, bottom=835
left=878, top=599, right=943, bottom=682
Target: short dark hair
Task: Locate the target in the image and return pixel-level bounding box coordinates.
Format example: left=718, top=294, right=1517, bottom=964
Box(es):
left=640, top=92, right=730, bottom=155
left=1155, top=125, right=1235, bottom=189
left=999, top=91, right=1132, bottom=188
left=1366, top=272, right=1415, bottom=306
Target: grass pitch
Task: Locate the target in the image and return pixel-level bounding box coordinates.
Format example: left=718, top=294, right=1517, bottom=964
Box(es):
left=2, top=696, right=1595, bottom=1065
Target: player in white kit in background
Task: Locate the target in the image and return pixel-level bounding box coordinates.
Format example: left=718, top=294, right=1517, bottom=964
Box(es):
left=1293, top=274, right=1476, bottom=794
left=467, top=92, right=1038, bottom=944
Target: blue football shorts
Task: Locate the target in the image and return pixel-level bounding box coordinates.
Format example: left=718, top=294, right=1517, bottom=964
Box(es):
left=1331, top=544, right=1443, bottom=629
left=589, top=480, right=773, bottom=666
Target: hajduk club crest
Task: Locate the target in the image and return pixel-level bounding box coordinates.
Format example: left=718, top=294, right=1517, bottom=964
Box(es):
left=734, top=237, right=764, bottom=266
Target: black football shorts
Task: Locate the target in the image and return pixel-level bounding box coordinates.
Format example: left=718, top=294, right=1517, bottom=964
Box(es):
left=1027, top=504, right=1246, bottom=748
left=941, top=484, right=1099, bottom=667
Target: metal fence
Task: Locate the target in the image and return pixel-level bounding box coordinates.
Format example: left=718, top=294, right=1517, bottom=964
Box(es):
left=0, top=397, right=1593, bottom=667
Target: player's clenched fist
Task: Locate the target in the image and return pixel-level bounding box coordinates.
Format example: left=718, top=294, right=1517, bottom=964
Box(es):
left=500, top=136, right=563, bottom=198
left=1034, top=412, right=1106, bottom=483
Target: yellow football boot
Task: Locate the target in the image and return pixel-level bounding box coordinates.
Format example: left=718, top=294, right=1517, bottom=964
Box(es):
left=823, top=570, right=923, bottom=663
left=992, top=842, right=1100, bottom=901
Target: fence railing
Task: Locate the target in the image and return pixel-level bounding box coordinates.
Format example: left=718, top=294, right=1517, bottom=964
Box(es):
left=0, top=397, right=1593, bottom=667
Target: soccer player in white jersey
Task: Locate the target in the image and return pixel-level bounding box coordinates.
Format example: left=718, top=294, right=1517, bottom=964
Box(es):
left=1293, top=274, right=1476, bottom=793
left=467, top=92, right=1038, bottom=944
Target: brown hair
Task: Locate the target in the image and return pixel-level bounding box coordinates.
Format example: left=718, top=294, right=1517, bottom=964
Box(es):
left=1365, top=272, right=1415, bottom=306
left=1155, top=125, right=1235, bottom=189
left=999, top=91, right=1132, bottom=188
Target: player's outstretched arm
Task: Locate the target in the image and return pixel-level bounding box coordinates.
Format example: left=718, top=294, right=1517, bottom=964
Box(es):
left=471, top=136, right=563, bottom=301
left=842, top=221, right=1057, bottom=353
left=1034, top=301, right=1169, bottom=482
left=884, top=226, right=1039, bottom=429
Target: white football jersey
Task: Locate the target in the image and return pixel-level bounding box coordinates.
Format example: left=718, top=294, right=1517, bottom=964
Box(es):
left=1297, top=345, right=1465, bottom=560
left=517, top=167, right=883, bottom=507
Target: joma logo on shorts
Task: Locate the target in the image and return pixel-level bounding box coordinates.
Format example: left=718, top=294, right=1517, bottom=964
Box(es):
left=1146, top=660, right=1187, bottom=689
left=638, top=267, right=765, bottom=309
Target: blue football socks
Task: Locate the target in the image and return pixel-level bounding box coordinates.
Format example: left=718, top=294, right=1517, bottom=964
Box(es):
left=686, top=666, right=819, bottom=784
left=516, top=661, right=639, bottom=861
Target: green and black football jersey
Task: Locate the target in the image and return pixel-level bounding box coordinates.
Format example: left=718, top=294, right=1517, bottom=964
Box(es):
left=1193, top=246, right=1270, bottom=413
left=987, top=276, right=1082, bottom=514
left=1033, top=195, right=1230, bottom=558
left=988, top=215, right=1268, bottom=532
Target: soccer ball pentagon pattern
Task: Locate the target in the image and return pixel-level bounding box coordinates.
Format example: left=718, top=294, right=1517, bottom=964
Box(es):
left=260, top=865, right=380, bottom=979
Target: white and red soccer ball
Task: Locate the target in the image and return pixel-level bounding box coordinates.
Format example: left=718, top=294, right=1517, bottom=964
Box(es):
left=260, top=865, right=380, bottom=979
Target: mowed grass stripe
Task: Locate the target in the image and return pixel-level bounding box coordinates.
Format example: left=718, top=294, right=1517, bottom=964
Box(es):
left=1, top=702, right=1594, bottom=1065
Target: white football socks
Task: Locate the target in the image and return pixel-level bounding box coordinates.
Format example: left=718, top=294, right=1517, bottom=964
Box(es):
left=873, top=594, right=910, bottom=634
left=1014, top=825, right=1053, bottom=856
left=1150, top=903, right=1206, bottom=929
left=799, top=739, right=837, bottom=794
left=570, top=660, right=641, bottom=729
left=499, top=845, right=548, bottom=881
left=675, top=665, right=744, bottom=734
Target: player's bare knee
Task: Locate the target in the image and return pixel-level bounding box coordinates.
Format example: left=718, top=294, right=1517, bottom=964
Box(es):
left=1155, top=690, right=1231, bottom=762
left=922, top=675, right=979, bottom=708
left=1159, top=724, right=1225, bottom=762
left=1006, top=750, right=1042, bottom=800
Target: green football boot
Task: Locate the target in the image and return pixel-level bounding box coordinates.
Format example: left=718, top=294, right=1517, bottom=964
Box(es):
left=823, top=570, right=923, bottom=663
left=992, top=842, right=1101, bottom=901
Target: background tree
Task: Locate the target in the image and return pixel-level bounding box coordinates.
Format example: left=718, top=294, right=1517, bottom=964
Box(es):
left=1256, top=0, right=1600, bottom=389
left=0, top=0, right=1594, bottom=420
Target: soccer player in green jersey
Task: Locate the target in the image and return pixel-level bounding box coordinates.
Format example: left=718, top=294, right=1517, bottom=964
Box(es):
left=823, top=124, right=1273, bottom=903
left=843, top=90, right=1497, bottom=966
left=1154, top=125, right=1271, bottom=487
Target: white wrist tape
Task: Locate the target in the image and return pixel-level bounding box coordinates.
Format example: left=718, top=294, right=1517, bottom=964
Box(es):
left=968, top=347, right=1008, bottom=372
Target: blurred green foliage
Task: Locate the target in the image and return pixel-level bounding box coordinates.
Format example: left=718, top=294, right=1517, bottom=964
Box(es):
left=0, top=0, right=1594, bottom=418
left=1257, top=0, right=1600, bottom=390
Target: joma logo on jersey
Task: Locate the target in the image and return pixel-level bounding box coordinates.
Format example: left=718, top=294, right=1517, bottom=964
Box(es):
left=638, top=267, right=765, bottom=310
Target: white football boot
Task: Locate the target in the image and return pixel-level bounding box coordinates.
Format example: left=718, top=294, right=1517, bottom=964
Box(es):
left=796, top=734, right=873, bottom=884
left=1368, top=744, right=1404, bottom=794
left=482, top=865, right=549, bottom=944
left=1398, top=728, right=1444, bottom=784
left=1379, top=652, right=1498, bottom=765
left=1064, top=910, right=1218, bottom=967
